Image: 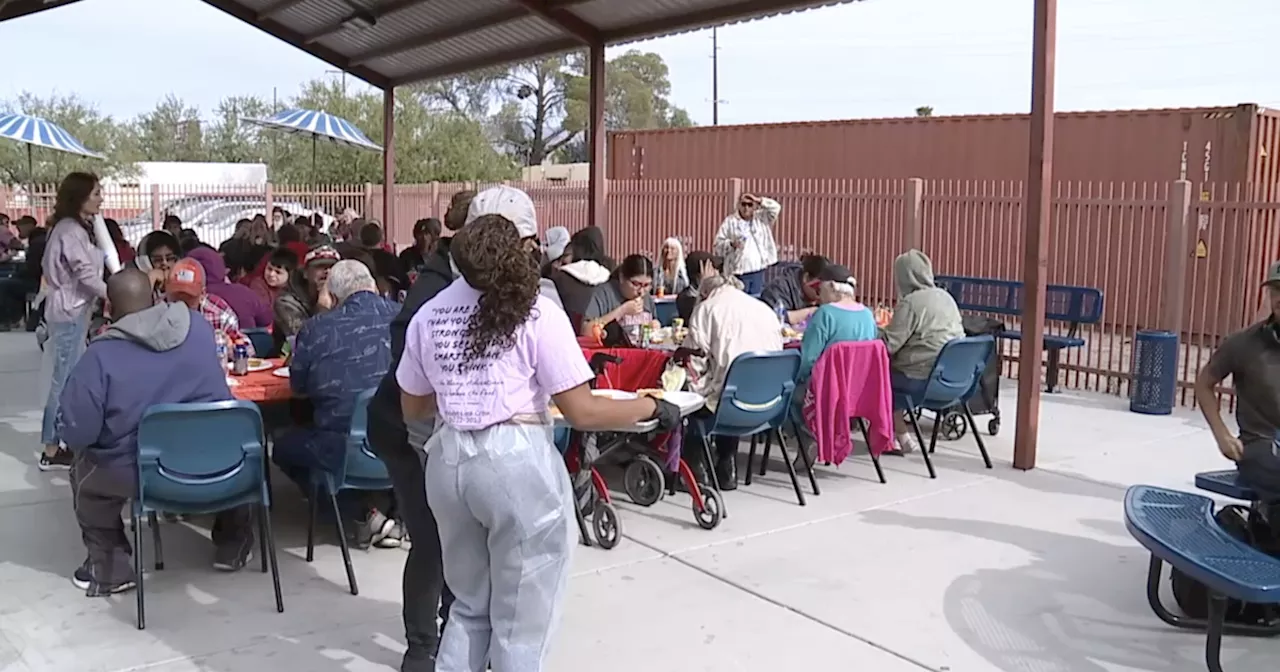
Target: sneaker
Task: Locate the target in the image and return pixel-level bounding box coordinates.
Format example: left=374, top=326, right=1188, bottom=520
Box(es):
left=893, top=433, right=920, bottom=455
left=354, top=509, right=396, bottom=550
left=374, top=520, right=406, bottom=549
left=72, top=561, right=93, bottom=591
left=213, top=544, right=254, bottom=572
left=74, top=561, right=137, bottom=596
left=86, top=577, right=137, bottom=597
left=38, top=448, right=73, bottom=471
left=400, top=531, right=411, bottom=550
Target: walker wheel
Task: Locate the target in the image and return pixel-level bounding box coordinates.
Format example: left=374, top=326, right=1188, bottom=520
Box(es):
left=988, top=419, right=1000, bottom=436
left=693, top=487, right=724, bottom=530
left=939, top=412, right=967, bottom=441
left=592, top=501, right=621, bottom=550
left=624, top=456, right=666, bottom=507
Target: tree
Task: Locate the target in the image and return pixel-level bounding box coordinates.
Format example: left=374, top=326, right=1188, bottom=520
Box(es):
left=132, top=94, right=206, bottom=162
left=0, top=92, right=136, bottom=184
left=410, top=50, right=692, bottom=166
left=563, top=50, right=693, bottom=134
left=265, top=79, right=515, bottom=183
left=203, top=95, right=274, bottom=163
left=408, top=68, right=507, bottom=119
left=915, top=106, right=934, bottom=117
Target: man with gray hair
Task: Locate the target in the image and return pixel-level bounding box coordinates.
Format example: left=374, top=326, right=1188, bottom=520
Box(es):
left=273, top=260, right=404, bottom=550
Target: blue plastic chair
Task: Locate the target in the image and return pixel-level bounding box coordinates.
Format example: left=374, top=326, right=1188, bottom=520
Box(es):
left=894, top=335, right=996, bottom=479
left=695, top=349, right=816, bottom=507
left=134, top=401, right=283, bottom=630
left=304, top=388, right=392, bottom=596
left=241, top=328, right=274, bottom=358
left=654, top=300, right=678, bottom=326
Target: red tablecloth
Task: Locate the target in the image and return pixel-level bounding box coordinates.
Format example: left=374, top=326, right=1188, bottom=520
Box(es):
left=229, top=358, right=292, bottom=403
left=581, top=347, right=670, bottom=392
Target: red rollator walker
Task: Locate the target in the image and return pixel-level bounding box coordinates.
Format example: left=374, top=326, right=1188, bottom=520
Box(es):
left=564, top=352, right=724, bottom=551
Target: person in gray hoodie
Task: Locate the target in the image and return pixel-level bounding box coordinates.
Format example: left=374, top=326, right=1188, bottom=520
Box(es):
left=60, top=270, right=257, bottom=596
left=880, top=249, right=965, bottom=452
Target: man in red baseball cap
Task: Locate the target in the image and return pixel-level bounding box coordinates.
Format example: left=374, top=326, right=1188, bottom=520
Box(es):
left=272, top=245, right=340, bottom=353
left=166, top=258, right=252, bottom=354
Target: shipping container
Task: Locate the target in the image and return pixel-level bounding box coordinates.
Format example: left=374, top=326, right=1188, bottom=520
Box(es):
left=610, top=104, right=1280, bottom=188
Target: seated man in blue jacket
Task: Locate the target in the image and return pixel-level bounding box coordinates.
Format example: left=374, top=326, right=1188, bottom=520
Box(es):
left=60, top=269, right=256, bottom=597
left=273, top=260, right=400, bottom=549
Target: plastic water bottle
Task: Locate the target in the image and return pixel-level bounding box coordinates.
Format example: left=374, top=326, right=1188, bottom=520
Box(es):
left=214, top=331, right=229, bottom=367
left=232, top=343, right=249, bottom=376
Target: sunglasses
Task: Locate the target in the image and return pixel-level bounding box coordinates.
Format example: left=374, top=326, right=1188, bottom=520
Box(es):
left=739, top=201, right=756, bottom=208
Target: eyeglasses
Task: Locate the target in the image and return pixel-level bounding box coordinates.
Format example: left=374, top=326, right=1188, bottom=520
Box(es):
left=628, top=279, right=652, bottom=291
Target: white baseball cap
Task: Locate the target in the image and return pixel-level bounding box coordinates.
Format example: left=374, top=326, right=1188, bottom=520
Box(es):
left=465, top=185, right=537, bottom=238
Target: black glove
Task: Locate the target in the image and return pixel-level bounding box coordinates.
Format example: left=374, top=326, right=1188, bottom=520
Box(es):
left=672, top=346, right=703, bottom=365
left=648, top=397, right=682, bottom=432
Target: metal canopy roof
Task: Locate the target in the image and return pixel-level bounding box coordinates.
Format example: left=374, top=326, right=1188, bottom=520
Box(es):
left=2, top=0, right=852, bottom=89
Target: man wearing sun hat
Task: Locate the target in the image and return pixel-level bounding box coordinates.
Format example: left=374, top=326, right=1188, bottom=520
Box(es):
left=165, top=258, right=253, bottom=355
left=272, top=245, right=340, bottom=354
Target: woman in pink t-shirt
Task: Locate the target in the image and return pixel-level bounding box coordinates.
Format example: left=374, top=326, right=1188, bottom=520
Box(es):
left=396, top=213, right=680, bottom=672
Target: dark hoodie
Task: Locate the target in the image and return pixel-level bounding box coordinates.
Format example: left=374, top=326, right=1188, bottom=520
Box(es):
left=369, top=238, right=455, bottom=456
left=58, top=303, right=232, bottom=468
left=186, top=247, right=273, bottom=328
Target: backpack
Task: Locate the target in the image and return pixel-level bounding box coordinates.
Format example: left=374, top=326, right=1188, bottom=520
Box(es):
left=1170, top=504, right=1280, bottom=625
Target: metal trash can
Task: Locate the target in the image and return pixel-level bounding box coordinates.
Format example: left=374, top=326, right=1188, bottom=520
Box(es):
left=1130, top=330, right=1178, bottom=415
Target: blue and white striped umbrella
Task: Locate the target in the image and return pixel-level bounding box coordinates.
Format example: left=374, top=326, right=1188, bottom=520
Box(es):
left=0, top=112, right=106, bottom=159
left=241, top=108, right=382, bottom=152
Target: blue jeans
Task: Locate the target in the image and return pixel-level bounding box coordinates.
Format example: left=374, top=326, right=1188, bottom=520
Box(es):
left=736, top=269, right=766, bottom=296
left=42, top=308, right=92, bottom=445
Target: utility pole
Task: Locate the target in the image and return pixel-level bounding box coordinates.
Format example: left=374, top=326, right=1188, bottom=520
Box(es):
left=711, top=27, right=720, bottom=125
left=325, top=69, right=348, bottom=97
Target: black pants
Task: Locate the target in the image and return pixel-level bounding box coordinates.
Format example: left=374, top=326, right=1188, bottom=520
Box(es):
left=684, top=409, right=740, bottom=472
left=0, top=276, right=34, bottom=325
left=1240, top=438, right=1280, bottom=527
left=71, top=452, right=255, bottom=586
left=368, top=412, right=454, bottom=661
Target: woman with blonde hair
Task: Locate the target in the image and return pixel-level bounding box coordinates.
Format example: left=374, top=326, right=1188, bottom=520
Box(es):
left=653, top=237, right=688, bottom=296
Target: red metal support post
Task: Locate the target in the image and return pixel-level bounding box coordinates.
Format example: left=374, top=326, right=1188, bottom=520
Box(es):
left=588, top=40, right=607, bottom=231
left=382, top=87, right=397, bottom=245
left=1013, top=0, right=1057, bottom=471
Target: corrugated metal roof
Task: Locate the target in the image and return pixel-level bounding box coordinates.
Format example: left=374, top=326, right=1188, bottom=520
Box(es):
left=1, top=0, right=857, bottom=89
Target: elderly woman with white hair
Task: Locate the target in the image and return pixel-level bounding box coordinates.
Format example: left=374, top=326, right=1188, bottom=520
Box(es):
left=795, top=264, right=879, bottom=384
left=789, top=263, right=879, bottom=462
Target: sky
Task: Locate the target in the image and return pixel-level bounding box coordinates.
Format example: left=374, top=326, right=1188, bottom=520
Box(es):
left=2, top=0, right=1279, bottom=126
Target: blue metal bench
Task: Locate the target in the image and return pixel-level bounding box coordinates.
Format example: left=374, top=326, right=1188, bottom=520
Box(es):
left=1196, top=470, right=1261, bottom=502
left=934, top=275, right=1103, bottom=392
left=1124, top=485, right=1280, bottom=672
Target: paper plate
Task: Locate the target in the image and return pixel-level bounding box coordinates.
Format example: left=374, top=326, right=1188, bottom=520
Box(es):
left=272, top=367, right=290, bottom=378
left=240, top=358, right=271, bottom=373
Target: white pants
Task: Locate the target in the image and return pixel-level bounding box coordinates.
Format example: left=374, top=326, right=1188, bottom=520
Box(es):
left=426, top=421, right=575, bottom=672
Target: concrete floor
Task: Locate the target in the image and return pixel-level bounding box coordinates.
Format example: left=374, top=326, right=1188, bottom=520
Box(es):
left=0, top=331, right=1277, bottom=672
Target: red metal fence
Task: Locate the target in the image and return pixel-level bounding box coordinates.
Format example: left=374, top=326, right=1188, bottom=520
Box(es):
left=5, top=177, right=1277, bottom=405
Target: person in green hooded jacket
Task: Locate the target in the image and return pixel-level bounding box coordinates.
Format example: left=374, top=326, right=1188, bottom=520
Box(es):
left=880, top=249, right=965, bottom=453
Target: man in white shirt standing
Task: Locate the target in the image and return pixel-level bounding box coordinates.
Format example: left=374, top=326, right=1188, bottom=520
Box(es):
left=713, top=193, right=782, bottom=295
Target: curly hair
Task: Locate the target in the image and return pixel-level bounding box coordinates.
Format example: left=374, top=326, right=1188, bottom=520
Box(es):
left=451, top=213, right=540, bottom=363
